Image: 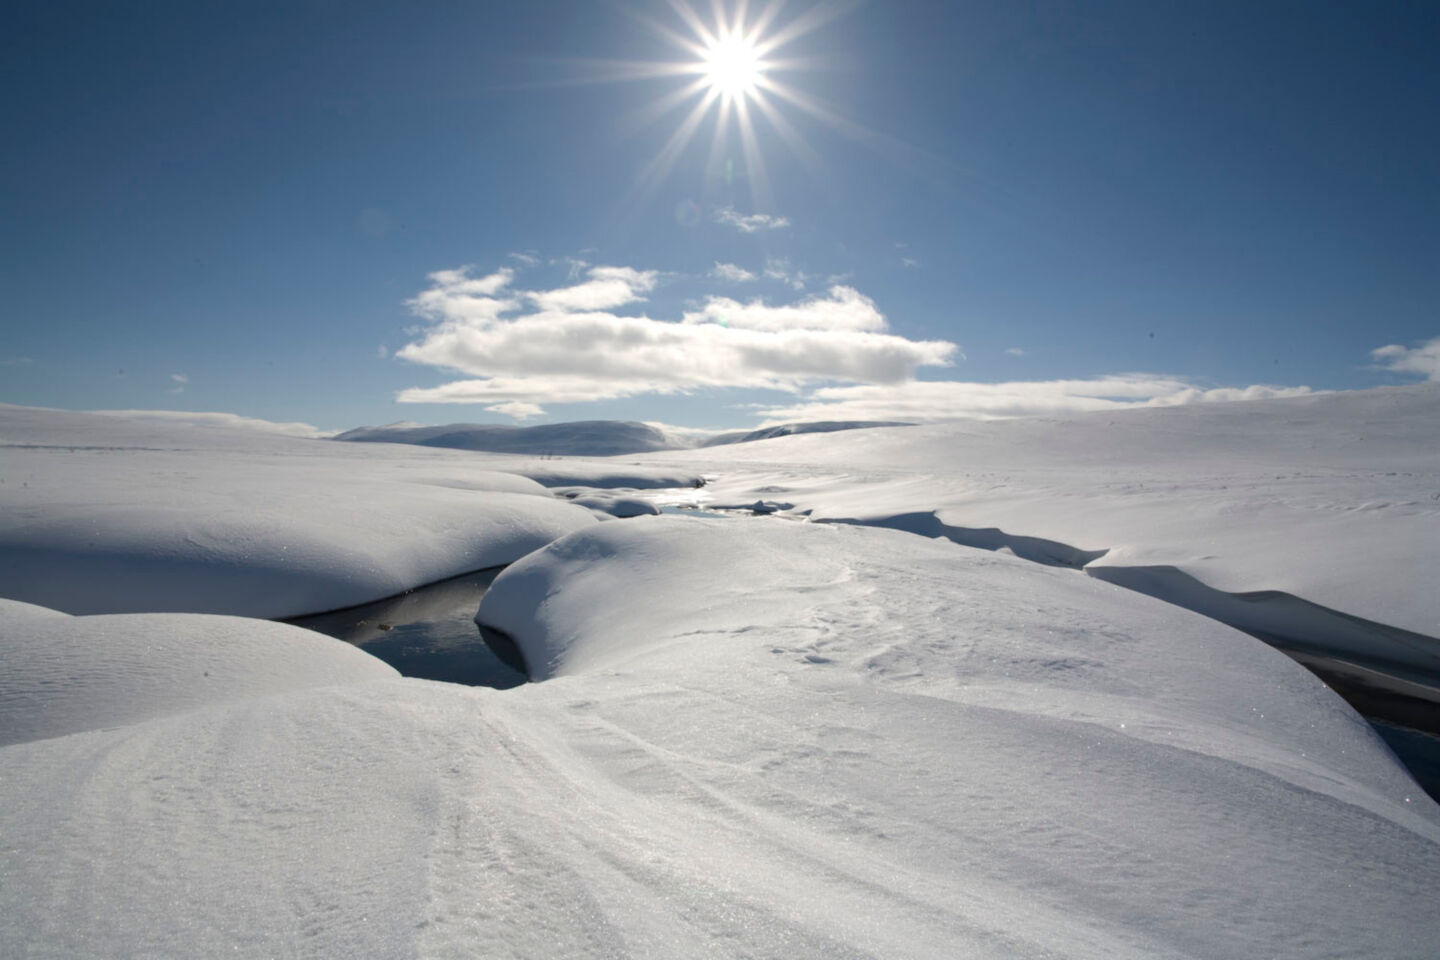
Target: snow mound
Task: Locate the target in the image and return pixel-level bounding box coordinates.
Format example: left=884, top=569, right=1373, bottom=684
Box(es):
left=508, top=461, right=705, bottom=490
left=0, top=405, right=598, bottom=617
left=552, top=487, right=662, bottom=519
left=657, top=384, right=1440, bottom=643
left=4, top=518, right=1439, bottom=957
left=0, top=598, right=396, bottom=746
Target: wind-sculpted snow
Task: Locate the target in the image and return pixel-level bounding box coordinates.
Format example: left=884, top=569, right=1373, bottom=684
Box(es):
left=648, top=384, right=1440, bottom=644
left=4, top=391, right=1440, bottom=957
left=552, top=486, right=662, bottom=519
left=471, top=518, right=1439, bottom=955
left=0, top=405, right=601, bottom=617
left=4, top=518, right=1440, bottom=957
left=0, top=598, right=396, bottom=747
left=503, top=460, right=705, bottom=490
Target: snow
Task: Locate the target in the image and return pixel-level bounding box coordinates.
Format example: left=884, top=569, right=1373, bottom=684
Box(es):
left=334, top=418, right=679, bottom=455
left=4, top=518, right=1436, bottom=957
left=641, top=384, right=1440, bottom=652
left=700, top=418, right=913, bottom=446
left=552, top=486, right=663, bottom=519
left=0, top=404, right=600, bottom=617
left=0, top=598, right=396, bottom=747
left=332, top=417, right=913, bottom=455
left=3, top=389, right=1440, bottom=956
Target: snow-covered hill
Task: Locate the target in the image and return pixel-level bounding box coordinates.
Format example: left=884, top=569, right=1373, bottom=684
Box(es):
left=3, top=390, right=1439, bottom=957
left=4, top=518, right=1438, bottom=957
left=333, top=418, right=680, bottom=455
left=649, top=384, right=1440, bottom=669
left=332, top=417, right=911, bottom=455
left=698, top=419, right=913, bottom=446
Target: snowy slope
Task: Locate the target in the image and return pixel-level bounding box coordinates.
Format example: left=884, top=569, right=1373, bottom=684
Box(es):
left=334, top=418, right=680, bottom=455
left=4, top=519, right=1436, bottom=957
left=700, top=419, right=912, bottom=446
left=0, top=597, right=397, bottom=747
left=644, top=385, right=1440, bottom=654
left=333, top=417, right=914, bottom=455
left=0, top=405, right=602, bottom=617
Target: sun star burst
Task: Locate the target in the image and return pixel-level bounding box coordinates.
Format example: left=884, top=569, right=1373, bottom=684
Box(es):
left=701, top=32, right=766, bottom=100
left=556, top=2, right=866, bottom=214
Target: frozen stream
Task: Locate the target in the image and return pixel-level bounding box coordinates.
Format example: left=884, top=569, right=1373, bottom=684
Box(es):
left=285, top=566, right=524, bottom=689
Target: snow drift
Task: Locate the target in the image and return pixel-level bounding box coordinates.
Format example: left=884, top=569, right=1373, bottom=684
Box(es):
left=0, top=405, right=599, bottom=617
left=4, top=519, right=1438, bottom=957
left=650, top=384, right=1440, bottom=673
left=0, top=597, right=396, bottom=747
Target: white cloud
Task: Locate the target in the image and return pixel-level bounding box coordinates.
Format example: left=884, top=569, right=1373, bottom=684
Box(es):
left=407, top=267, right=517, bottom=325
left=1372, top=337, right=1440, bottom=380
left=1004, top=347, right=1026, bottom=357
left=88, top=409, right=331, bottom=438
left=170, top=373, right=188, bottom=384
left=681, top=286, right=889, bottom=333
left=715, top=206, right=790, bottom=233
left=485, top=401, right=546, bottom=419
left=750, top=377, right=1315, bottom=425
left=901, top=257, right=919, bottom=269
left=507, top=251, right=540, bottom=266
left=710, top=262, right=757, bottom=283
left=377, top=344, right=389, bottom=359
left=525, top=265, right=658, bottom=312
left=0, top=356, right=34, bottom=366
left=395, top=264, right=958, bottom=416
left=763, top=257, right=811, bottom=290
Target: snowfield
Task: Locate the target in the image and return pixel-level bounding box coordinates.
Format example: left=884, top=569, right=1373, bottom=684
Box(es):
left=647, top=384, right=1440, bottom=675
left=2, top=390, right=1439, bottom=957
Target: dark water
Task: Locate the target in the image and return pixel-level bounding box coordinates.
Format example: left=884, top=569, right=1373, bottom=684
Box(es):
left=1274, top=647, right=1440, bottom=802
left=285, top=568, right=525, bottom=688
left=1370, top=720, right=1440, bottom=801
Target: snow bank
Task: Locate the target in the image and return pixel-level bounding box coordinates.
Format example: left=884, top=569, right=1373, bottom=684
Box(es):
left=4, top=518, right=1439, bottom=957
left=506, top=460, right=705, bottom=489
left=472, top=518, right=1440, bottom=955
left=0, top=598, right=396, bottom=747
left=0, top=405, right=599, bottom=617
left=647, top=384, right=1440, bottom=646
left=552, top=487, right=662, bottom=519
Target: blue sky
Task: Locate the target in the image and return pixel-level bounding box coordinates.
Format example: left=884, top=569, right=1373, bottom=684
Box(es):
left=3, top=0, right=1437, bottom=431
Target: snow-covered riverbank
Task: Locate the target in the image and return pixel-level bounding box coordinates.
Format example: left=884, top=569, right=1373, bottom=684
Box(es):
left=3, top=392, right=1439, bottom=957
left=641, top=384, right=1440, bottom=675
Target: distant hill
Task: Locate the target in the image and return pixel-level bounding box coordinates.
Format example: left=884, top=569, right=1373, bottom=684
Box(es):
left=331, top=420, right=678, bottom=457
left=699, top=420, right=913, bottom=447
left=332, top=419, right=914, bottom=456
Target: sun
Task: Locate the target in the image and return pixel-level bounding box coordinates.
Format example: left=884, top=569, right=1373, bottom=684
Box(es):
left=556, top=2, right=863, bottom=213
left=700, top=33, right=766, bottom=100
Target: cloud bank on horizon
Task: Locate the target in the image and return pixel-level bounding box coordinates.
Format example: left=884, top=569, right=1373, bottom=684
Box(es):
left=1372, top=337, right=1440, bottom=382
left=392, top=259, right=1351, bottom=423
